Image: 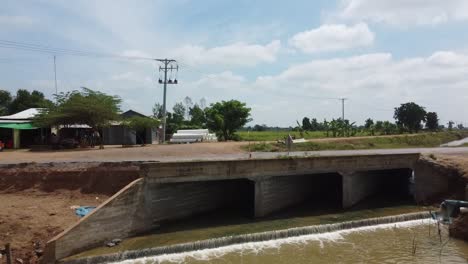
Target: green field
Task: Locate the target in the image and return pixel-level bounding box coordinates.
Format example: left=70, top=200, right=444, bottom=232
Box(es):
left=245, top=131, right=468, bottom=152
left=236, top=130, right=372, bottom=141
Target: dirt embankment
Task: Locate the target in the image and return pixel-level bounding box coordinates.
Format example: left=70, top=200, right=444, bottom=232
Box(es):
left=427, top=155, right=468, bottom=241
left=417, top=155, right=468, bottom=203
left=0, top=162, right=142, bottom=264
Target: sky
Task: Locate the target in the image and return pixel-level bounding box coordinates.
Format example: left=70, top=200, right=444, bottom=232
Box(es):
left=1, top=0, right=468, bottom=127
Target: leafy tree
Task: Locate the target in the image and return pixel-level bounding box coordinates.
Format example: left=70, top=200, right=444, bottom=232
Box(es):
left=0, top=90, right=12, bottom=115
left=253, top=124, right=268, bottom=132
left=448, top=121, right=454, bottom=131
left=374, top=121, right=384, bottom=132
left=172, top=102, right=186, bottom=124
left=34, top=87, right=122, bottom=148
left=302, top=117, right=312, bottom=130
left=382, top=121, right=397, bottom=135
left=364, top=118, right=374, bottom=129
left=394, top=102, right=427, bottom=133
left=189, top=104, right=206, bottom=127
left=8, top=89, right=53, bottom=114
left=323, top=119, right=329, bottom=137
left=458, top=123, right=465, bottom=130
left=152, top=102, right=164, bottom=119
left=425, top=112, right=439, bottom=131
left=310, top=118, right=320, bottom=131
left=205, top=100, right=251, bottom=141
left=123, top=116, right=160, bottom=146
left=364, top=118, right=374, bottom=135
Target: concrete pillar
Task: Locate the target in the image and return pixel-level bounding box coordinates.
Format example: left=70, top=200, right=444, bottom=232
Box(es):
left=253, top=175, right=314, bottom=218
left=13, top=129, right=20, bottom=149
left=341, top=171, right=380, bottom=208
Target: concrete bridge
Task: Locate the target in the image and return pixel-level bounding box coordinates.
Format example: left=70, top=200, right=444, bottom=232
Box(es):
left=44, top=152, right=433, bottom=262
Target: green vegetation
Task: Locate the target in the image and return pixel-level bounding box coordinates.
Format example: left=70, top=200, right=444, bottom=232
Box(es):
left=154, top=97, right=251, bottom=141
left=0, top=89, right=53, bottom=115
left=205, top=100, right=252, bottom=141
left=245, top=131, right=468, bottom=152
left=34, top=87, right=122, bottom=148
left=394, top=102, right=427, bottom=133
left=68, top=205, right=427, bottom=260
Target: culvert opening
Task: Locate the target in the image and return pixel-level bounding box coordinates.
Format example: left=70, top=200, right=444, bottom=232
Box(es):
left=257, top=173, right=343, bottom=218
left=350, top=168, right=415, bottom=209
left=149, top=178, right=255, bottom=229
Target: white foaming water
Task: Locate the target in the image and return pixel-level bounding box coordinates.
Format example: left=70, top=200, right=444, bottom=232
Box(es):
left=111, top=218, right=435, bottom=264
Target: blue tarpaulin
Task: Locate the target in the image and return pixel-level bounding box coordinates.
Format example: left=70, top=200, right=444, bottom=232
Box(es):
left=75, top=206, right=96, bottom=218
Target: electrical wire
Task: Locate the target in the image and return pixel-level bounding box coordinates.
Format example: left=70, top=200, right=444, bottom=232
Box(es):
left=0, top=39, right=156, bottom=61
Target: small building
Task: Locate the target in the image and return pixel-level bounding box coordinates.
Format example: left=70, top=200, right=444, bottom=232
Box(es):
left=0, top=108, right=50, bottom=149
left=102, top=110, right=157, bottom=145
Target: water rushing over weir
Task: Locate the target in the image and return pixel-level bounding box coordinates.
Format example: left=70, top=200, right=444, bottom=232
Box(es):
left=64, top=212, right=431, bottom=264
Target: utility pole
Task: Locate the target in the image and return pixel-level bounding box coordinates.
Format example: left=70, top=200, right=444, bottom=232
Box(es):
left=53, top=55, right=58, bottom=96
left=156, top=59, right=178, bottom=143
left=340, top=98, right=347, bottom=120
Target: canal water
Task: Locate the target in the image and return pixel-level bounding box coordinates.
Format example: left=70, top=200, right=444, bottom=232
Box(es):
left=113, top=219, right=468, bottom=264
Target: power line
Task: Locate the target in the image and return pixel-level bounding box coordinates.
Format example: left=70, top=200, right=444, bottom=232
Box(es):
left=0, top=39, right=156, bottom=61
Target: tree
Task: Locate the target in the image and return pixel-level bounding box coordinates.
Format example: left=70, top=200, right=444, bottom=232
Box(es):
left=364, top=118, right=374, bottom=129
left=394, top=102, right=427, bottom=133
left=302, top=117, right=312, bottom=130
left=0, top=90, right=12, bottom=115
left=364, top=118, right=374, bottom=135
left=189, top=104, right=206, bottom=127
left=172, top=102, right=186, bottom=125
left=205, top=100, right=251, bottom=141
left=123, top=116, right=160, bottom=146
left=374, top=121, right=384, bottom=132
left=425, top=112, right=439, bottom=131
left=253, top=124, right=267, bottom=132
left=152, top=102, right=164, bottom=119
left=382, top=121, right=397, bottom=135
left=34, top=87, right=122, bottom=148
left=8, top=89, right=53, bottom=114
left=310, top=118, right=319, bottom=131
left=448, top=121, right=454, bottom=131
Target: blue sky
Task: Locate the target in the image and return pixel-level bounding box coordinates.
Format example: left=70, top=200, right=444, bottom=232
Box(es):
left=1, top=0, right=468, bottom=127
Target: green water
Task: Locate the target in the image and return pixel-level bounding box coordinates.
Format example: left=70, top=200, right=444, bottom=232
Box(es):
left=116, top=219, right=468, bottom=264
left=72, top=202, right=426, bottom=259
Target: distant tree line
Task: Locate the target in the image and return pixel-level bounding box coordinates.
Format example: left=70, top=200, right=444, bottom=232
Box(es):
left=246, top=102, right=465, bottom=138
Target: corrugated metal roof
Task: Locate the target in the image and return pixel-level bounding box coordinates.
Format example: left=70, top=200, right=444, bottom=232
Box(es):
left=0, top=108, right=43, bottom=120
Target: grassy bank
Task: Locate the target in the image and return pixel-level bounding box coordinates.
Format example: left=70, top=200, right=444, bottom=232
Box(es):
left=245, top=131, right=468, bottom=152
left=236, top=130, right=373, bottom=141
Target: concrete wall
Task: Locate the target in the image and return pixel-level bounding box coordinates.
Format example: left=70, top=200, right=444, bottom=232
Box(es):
left=254, top=175, right=314, bottom=217
left=102, top=126, right=136, bottom=145
left=144, top=179, right=254, bottom=224
left=142, top=153, right=420, bottom=183
left=43, top=178, right=148, bottom=263
left=342, top=169, right=413, bottom=208
left=44, top=153, right=421, bottom=263
left=414, top=157, right=463, bottom=203
left=342, top=171, right=383, bottom=208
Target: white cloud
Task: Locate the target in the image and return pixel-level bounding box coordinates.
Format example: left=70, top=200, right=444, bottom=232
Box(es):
left=289, top=23, right=374, bottom=53
left=172, top=40, right=281, bottom=67
left=335, top=0, right=468, bottom=26
left=0, top=15, right=34, bottom=28
left=249, top=51, right=468, bottom=125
